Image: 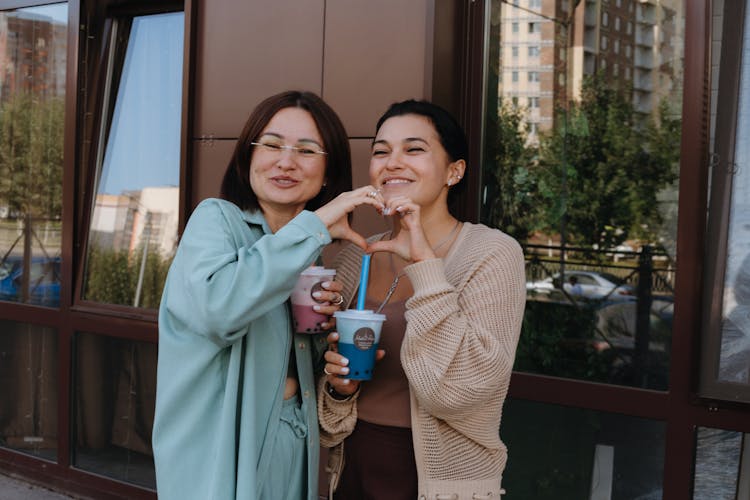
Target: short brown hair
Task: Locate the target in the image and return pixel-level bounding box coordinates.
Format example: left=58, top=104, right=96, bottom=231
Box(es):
left=221, top=91, right=352, bottom=212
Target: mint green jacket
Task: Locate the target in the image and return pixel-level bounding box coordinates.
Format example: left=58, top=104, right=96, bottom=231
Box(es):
left=153, top=198, right=330, bottom=499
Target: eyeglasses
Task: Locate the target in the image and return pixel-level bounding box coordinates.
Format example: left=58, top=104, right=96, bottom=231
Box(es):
left=250, top=140, right=327, bottom=159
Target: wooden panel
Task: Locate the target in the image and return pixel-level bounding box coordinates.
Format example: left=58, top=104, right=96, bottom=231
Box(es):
left=190, top=139, right=236, bottom=210
left=193, top=0, right=325, bottom=138
left=350, top=138, right=389, bottom=237
left=323, top=0, right=432, bottom=137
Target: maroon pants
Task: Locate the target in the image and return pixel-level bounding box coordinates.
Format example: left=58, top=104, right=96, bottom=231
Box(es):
left=334, top=419, right=418, bottom=500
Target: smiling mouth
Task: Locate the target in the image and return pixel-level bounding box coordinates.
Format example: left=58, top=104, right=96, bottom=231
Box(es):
left=271, top=176, right=299, bottom=186
left=382, top=178, right=412, bottom=186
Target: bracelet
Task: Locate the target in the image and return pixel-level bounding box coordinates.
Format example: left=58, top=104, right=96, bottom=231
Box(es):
left=326, top=382, right=354, bottom=401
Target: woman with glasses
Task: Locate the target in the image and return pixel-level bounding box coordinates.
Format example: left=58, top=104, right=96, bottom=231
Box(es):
left=318, top=100, right=526, bottom=500
left=153, top=90, right=381, bottom=500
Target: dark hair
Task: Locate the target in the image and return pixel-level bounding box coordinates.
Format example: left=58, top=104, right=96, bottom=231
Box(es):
left=221, top=90, right=352, bottom=212
left=374, top=99, right=468, bottom=206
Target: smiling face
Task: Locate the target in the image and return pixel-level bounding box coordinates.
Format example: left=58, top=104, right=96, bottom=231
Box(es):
left=370, top=114, right=463, bottom=212
left=249, top=107, right=327, bottom=219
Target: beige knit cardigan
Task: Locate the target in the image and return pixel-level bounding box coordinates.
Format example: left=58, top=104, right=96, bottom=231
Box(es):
left=318, top=222, right=526, bottom=500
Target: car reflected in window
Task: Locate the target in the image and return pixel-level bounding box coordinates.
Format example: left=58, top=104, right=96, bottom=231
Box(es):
left=526, top=270, right=635, bottom=301
left=0, top=256, right=61, bottom=307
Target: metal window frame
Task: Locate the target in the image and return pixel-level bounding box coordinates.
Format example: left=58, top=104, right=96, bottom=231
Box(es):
left=699, top=0, right=750, bottom=403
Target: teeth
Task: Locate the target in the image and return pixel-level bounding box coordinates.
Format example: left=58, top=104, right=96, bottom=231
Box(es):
left=384, top=179, right=411, bottom=185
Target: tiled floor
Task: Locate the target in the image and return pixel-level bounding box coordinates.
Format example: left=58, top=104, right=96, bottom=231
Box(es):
left=0, top=473, right=76, bottom=500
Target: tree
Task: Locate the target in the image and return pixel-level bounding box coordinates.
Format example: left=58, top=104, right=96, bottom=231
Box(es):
left=0, top=93, right=64, bottom=219
left=534, top=73, right=680, bottom=249
left=482, top=101, right=540, bottom=240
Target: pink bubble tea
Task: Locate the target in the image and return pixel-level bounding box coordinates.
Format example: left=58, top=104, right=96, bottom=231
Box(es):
left=291, top=266, right=337, bottom=334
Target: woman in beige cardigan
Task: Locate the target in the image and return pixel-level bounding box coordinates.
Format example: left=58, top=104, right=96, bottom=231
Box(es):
left=318, top=100, right=527, bottom=500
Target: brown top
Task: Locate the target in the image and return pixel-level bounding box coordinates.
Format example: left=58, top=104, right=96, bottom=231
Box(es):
left=357, top=298, right=411, bottom=428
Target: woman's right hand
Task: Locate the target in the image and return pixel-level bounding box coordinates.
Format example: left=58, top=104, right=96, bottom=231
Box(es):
left=315, top=186, right=384, bottom=249
left=323, top=331, right=385, bottom=396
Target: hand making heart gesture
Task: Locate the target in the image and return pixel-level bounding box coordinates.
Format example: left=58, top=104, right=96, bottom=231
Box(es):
left=314, top=185, right=385, bottom=250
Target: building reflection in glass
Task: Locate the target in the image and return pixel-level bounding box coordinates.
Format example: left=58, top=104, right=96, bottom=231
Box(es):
left=482, top=0, right=684, bottom=390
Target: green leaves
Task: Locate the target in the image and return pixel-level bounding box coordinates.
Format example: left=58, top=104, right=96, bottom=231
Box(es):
left=0, top=93, right=64, bottom=219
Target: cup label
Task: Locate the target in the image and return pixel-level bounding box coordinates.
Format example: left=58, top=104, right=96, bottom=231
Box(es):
left=353, top=327, right=376, bottom=351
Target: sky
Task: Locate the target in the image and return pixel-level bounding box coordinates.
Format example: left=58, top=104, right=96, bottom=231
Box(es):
left=21, top=2, right=67, bottom=23
left=99, top=12, right=184, bottom=195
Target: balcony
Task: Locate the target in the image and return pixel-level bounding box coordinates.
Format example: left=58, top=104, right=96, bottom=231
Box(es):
left=635, top=29, right=654, bottom=46
left=635, top=50, right=655, bottom=69
left=636, top=4, right=657, bottom=24
left=585, top=6, right=597, bottom=27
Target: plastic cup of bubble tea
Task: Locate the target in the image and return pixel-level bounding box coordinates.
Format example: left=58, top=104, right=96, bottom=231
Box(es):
left=291, top=266, right=337, bottom=334
left=333, top=309, right=386, bottom=380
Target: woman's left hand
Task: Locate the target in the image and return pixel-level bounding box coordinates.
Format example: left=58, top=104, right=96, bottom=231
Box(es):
left=313, top=280, right=345, bottom=331
left=367, top=195, right=436, bottom=263
left=314, top=185, right=385, bottom=249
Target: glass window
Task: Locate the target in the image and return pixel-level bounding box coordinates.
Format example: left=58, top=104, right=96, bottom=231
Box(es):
left=603, top=12, right=609, bottom=27
left=512, top=22, right=519, bottom=33
left=528, top=71, right=539, bottom=82
left=716, top=6, right=750, bottom=386
left=502, top=399, right=665, bottom=499
left=0, top=3, right=67, bottom=308
left=693, top=428, right=748, bottom=499
left=483, top=0, right=683, bottom=389
left=701, top=2, right=750, bottom=402
left=74, top=332, right=157, bottom=488
left=529, top=22, right=540, bottom=34
left=529, top=46, right=540, bottom=57
left=81, top=12, right=184, bottom=309
left=0, top=320, right=58, bottom=460
left=512, top=71, right=519, bottom=82
left=512, top=46, right=519, bottom=58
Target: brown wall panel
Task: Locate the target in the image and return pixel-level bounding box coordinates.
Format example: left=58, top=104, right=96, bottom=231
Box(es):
left=349, top=138, right=389, bottom=237
left=322, top=138, right=389, bottom=268
left=190, top=139, right=236, bottom=210
left=193, top=0, right=325, bottom=138
left=323, top=0, right=432, bottom=137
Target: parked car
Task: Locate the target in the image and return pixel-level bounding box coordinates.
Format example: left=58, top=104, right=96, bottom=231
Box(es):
left=0, top=255, right=61, bottom=307
left=526, top=270, right=635, bottom=301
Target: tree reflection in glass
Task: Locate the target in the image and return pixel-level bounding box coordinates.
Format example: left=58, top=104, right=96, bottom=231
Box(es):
left=481, top=0, right=684, bottom=390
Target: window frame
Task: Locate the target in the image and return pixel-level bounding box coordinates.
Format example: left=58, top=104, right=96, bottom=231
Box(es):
left=0, top=0, right=195, bottom=498
left=73, top=0, right=190, bottom=321
left=699, top=0, right=750, bottom=403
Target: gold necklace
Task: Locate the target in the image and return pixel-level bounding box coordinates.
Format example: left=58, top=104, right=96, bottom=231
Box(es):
left=374, top=220, right=461, bottom=313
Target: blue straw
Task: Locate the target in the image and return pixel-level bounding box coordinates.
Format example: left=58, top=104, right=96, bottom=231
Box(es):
left=356, top=254, right=371, bottom=310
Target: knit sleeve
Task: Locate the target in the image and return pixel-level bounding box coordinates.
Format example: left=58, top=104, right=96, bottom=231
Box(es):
left=317, top=376, right=359, bottom=448
left=400, top=234, right=526, bottom=420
